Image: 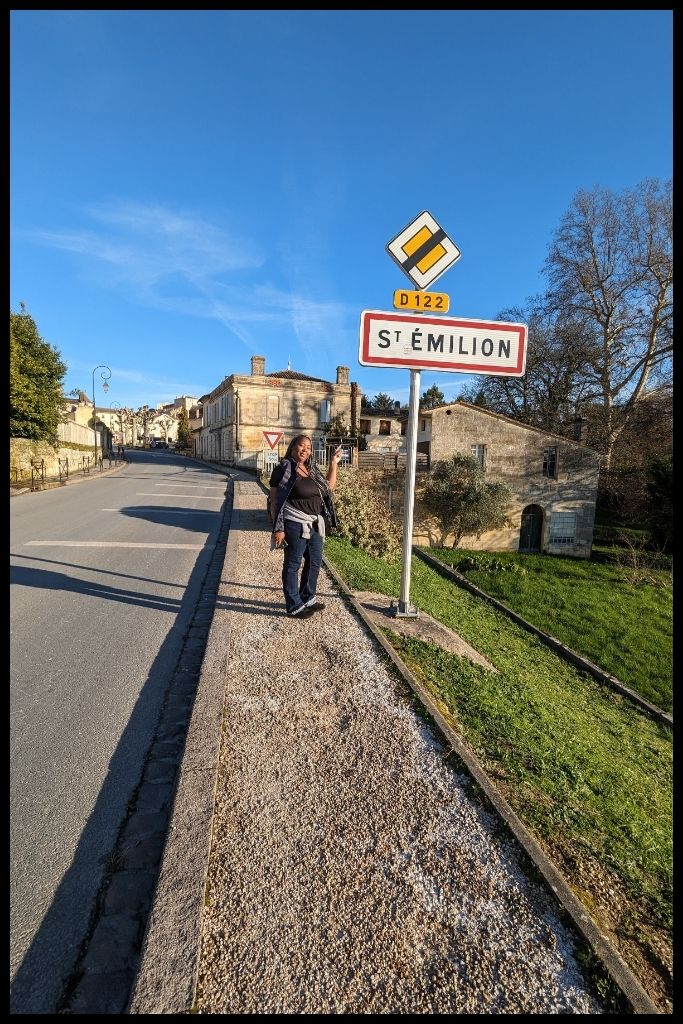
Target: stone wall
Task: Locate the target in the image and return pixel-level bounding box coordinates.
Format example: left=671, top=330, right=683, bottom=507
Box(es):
left=10, top=437, right=98, bottom=485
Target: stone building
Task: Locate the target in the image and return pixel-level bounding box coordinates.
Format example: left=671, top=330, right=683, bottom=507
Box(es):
left=61, top=392, right=112, bottom=450
left=358, top=402, right=405, bottom=453
left=412, top=402, right=602, bottom=558
left=196, top=356, right=360, bottom=470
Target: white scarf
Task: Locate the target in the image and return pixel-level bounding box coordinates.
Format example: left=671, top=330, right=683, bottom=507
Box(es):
left=283, top=502, right=326, bottom=540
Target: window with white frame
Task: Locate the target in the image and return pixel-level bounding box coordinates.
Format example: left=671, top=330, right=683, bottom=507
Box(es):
left=471, top=443, right=487, bottom=469
left=549, top=511, right=576, bottom=546
left=320, top=399, right=331, bottom=424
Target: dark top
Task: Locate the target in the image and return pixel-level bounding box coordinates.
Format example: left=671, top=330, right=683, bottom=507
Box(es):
left=269, top=462, right=322, bottom=518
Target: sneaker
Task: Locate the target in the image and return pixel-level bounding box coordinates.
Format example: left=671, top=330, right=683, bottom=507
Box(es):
left=305, top=602, right=325, bottom=613
left=286, top=605, right=314, bottom=619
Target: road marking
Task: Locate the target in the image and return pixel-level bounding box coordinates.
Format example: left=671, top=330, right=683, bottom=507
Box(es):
left=25, top=541, right=205, bottom=549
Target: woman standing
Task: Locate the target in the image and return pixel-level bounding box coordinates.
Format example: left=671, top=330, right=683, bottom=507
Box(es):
left=269, top=435, right=343, bottom=618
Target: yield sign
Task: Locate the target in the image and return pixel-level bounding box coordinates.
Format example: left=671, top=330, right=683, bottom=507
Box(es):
left=263, top=430, right=284, bottom=449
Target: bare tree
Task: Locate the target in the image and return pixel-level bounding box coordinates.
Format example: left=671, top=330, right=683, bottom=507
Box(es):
left=543, top=178, right=672, bottom=468
left=136, top=405, right=153, bottom=444
left=458, top=299, right=597, bottom=435
left=157, top=413, right=174, bottom=442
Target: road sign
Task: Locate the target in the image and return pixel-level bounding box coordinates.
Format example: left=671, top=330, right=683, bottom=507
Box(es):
left=386, top=211, right=461, bottom=290
left=393, top=289, right=450, bottom=313
left=263, top=430, right=284, bottom=449
left=359, top=310, right=527, bottom=377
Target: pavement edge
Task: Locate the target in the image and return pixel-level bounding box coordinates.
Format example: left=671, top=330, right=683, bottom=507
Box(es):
left=126, top=484, right=241, bottom=1013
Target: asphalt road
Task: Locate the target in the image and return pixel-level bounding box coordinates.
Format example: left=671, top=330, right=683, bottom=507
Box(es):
left=9, top=450, right=229, bottom=1014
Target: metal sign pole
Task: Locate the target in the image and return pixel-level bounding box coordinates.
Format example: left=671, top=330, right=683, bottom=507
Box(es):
left=394, top=367, right=420, bottom=617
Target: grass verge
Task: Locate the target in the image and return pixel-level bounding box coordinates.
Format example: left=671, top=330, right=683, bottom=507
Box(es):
left=419, top=546, right=672, bottom=714
left=324, top=537, right=673, bottom=1011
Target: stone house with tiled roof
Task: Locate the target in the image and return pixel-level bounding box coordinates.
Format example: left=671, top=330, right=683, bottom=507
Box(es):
left=196, top=356, right=361, bottom=470
left=410, top=401, right=602, bottom=557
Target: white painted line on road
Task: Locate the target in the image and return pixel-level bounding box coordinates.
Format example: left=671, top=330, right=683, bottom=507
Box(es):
left=25, top=541, right=205, bottom=549
left=154, top=485, right=226, bottom=491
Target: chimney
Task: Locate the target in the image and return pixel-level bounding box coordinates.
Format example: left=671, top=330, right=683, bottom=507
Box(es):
left=251, top=355, right=266, bottom=376
left=350, top=381, right=361, bottom=432
left=572, top=416, right=587, bottom=442
left=336, top=365, right=350, bottom=385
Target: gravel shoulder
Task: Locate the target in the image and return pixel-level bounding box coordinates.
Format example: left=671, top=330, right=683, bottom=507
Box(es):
left=130, top=480, right=607, bottom=1014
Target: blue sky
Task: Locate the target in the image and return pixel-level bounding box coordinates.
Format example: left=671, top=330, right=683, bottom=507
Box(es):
left=10, top=10, right=673, bottom=412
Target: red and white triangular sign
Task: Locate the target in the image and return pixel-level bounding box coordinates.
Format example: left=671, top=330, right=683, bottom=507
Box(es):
left=263, top=430, right=284, bottom=450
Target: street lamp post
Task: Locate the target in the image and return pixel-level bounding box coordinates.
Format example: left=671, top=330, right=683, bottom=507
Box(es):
left=92, top=365, right=112, bottom=464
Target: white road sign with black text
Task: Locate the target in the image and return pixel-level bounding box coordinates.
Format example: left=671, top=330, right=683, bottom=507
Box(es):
left=359, top=310, right=527, bottom=377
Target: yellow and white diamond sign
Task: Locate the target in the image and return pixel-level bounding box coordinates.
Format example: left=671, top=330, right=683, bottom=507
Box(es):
left=386, top=210, right=461, bottom=290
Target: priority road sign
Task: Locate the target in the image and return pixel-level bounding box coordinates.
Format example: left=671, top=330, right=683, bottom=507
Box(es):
left=359, top=309, right=527, bottom=377
left=386, top=211, right=461, bottom=291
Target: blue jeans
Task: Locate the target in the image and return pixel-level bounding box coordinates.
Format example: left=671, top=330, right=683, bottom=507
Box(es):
left=282, top=520, right=323, bottom=613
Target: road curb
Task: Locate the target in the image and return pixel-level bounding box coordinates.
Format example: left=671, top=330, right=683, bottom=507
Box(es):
left=127, top=481, right=241, bottom=1014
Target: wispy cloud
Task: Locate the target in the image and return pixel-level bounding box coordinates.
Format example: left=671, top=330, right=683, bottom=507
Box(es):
left=26, top=199, right=352, bottom=353
left=30, top=200, right=262, bottom=285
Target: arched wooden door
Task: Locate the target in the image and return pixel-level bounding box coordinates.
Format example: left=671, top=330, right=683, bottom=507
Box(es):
left=519, top=504, right=544, bottom=553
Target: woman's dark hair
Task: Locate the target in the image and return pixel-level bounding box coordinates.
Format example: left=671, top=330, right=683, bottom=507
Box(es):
left=284, top=434, right=313, bottom=464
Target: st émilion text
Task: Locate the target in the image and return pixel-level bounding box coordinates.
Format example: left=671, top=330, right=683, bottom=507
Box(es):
left=358, top=310, right=527, bottom=377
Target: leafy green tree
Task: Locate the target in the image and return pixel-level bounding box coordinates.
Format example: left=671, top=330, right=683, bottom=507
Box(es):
left=10, top=304, right=67, bottom=445
left=468, top=390, right=489, bottom=408
left=322, top=411, right=350, bottom=436
left=177, top=407, right=191, bottom=448
left=366, top=392, right=398, bottom=411
left=420, top=384, right=445, bottom=409
left=421, top=453, right=512, bottom=549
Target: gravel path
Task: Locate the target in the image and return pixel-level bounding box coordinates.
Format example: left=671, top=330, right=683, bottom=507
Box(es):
left=192, top=481, right=604, bottom=1014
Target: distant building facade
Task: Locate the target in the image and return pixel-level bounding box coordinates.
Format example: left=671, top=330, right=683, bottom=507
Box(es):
left=411, top=402, right=602, bottom=558
left=358, top=402, right=405, bottom=453
left=196, top=357, right=360, bottom=470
